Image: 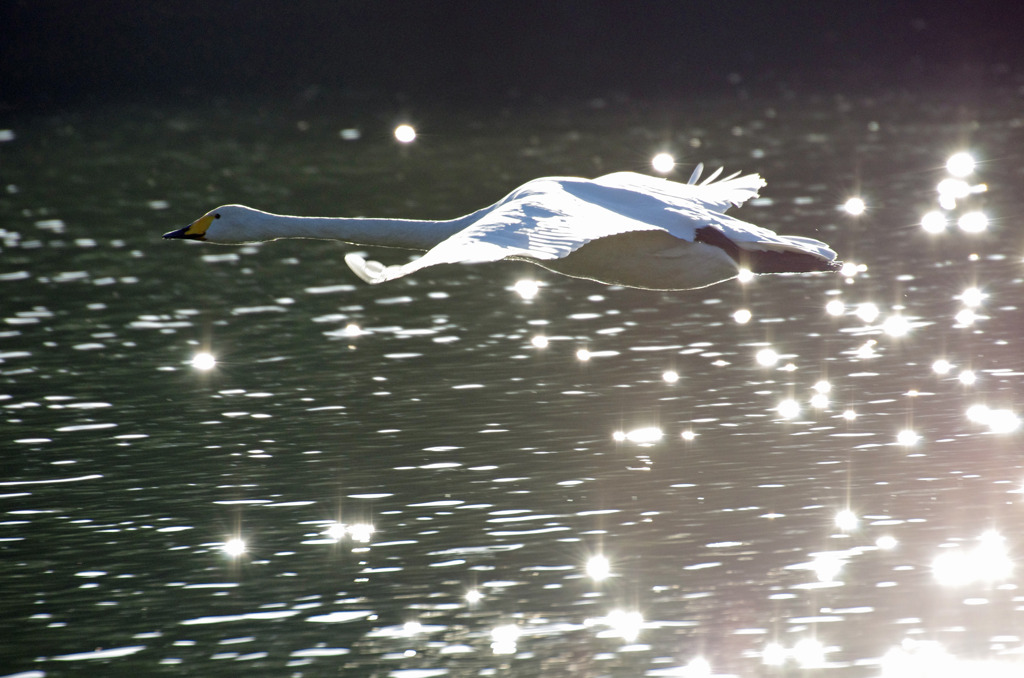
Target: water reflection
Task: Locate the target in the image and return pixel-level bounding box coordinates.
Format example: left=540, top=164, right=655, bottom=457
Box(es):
left=3, top=100, right=1024, bottom=676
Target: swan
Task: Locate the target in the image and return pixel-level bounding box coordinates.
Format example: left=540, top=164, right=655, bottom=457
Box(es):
left=163, top=165, right=840, bottom=290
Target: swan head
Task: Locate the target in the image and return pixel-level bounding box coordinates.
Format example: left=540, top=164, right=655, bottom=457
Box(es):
left=163, top=204, right=268, bottom=243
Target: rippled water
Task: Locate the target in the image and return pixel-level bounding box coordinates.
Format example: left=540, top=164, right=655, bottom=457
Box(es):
left=2, top=94, right=1023, bottom=677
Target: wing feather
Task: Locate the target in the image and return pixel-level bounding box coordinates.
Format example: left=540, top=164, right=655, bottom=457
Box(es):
left=343, top=169, right=836, bottom=284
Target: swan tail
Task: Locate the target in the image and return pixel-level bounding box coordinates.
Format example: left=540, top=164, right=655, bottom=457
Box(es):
left=695, top=226, right=841, bottom=274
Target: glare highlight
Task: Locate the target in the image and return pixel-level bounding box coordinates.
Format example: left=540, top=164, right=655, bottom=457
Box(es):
left=825, top=299, right=845, bottom=316
left=777, top=399, right=800, bottom=420
left=490, top=624, right=519, bottom=655
left=933, top=531, right=1013, bottom=586
left=896, top=429, right=920, bottom=446
left=651, top=152, right=675, bottom=173
left=512, top=279, right=540, bottom=300
left=191, top=352, right=216, bottom=370
left=921, top=210, right=947, bottom=234
left=966, top=405, right=1020, bottom=433
left=614, top=426, right=664, bottom=444
left=586, top=554, right=611, bottom=582
left=958, top=211, right=988, bottom=233
left=222, top=538, right=246, bottom=557
left=842, top=197, right=866, bottom=216
left=603, top=609, right=644, bottom=642
left=393, top=124, right=416, bottom=143
left=854, top=302, right=880, bottom=323
left=882, top=315, right=911, bottom=337
left=835, top=509, right=858, bottom=531
left=946, top=151, right=975, bottom=177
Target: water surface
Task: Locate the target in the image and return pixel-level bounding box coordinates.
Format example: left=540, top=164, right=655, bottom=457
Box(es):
left=2, top=94, right=1023, bottom=676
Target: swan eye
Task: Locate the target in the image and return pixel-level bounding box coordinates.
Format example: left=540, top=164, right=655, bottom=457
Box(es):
left=214, top=213, right=221, bottom=219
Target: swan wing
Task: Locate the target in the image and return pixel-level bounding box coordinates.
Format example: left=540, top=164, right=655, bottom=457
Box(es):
left=343, top=171, right=836, bottom=284
left=344, top=177, right=670, bottom=283
left=593, top=170, right=766, bottom=213
left=592, top=171, right=837, bottom=261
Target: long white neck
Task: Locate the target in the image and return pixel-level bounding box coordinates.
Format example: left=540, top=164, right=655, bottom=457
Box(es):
left=230, top=207, right=487, bottom=250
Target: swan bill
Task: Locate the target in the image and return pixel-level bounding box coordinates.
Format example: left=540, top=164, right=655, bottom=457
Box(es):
left=163, top=225, right=205, bottom=240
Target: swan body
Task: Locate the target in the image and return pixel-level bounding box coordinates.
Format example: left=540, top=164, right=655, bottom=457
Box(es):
left=164, top=166, right=840, bottom=290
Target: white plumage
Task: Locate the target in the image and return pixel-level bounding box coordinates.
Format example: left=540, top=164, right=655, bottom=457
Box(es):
left=165, top=165, right=839, bottom=290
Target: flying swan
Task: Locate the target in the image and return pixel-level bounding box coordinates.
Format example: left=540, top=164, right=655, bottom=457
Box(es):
left=164, top=165, right=840, bottom=290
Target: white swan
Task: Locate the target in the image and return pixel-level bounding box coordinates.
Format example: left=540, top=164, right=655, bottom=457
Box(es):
left=164, top=165, right=840, bottom=290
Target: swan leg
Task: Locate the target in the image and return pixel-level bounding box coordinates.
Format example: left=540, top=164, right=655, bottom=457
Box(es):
left=345, top=253, right=390, bottom=284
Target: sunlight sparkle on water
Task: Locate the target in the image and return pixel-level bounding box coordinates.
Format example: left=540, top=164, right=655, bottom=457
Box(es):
left=681, top=429, right=696, bottom=441
left=856, top=340, right=877, bottom=359
left=513, top=279, right=540, bottom=300
left=876, top=535, right=898, bottom=550
left=490, top=624, right=519, bottom=655
left=855, top=302, right=880, bottom=323
left=958, top=370, right=976, bottom=386
left=681, top=656, right=711, bottom=677
left=933, top=531, right=1013, bottom=586
left=959, top=286, right=985, bottom=307
left=762, top=642, right=787, bottom=666
left=347, top=523, right=375, bottom=543
left=825, top=299, right=845, bottom=316
left=777, top=399, right=800, bottom=420
left=662, top=370, right=679, bottom=383
left=881, top=640, right=1024, bottom=678
left=531, top=335, right=548, bottom=349
left=812, top=552, right=846, bottom=582
left=966, top=404, right=1020, bottom=433
left=393, top=124, right=416, bottom=143
left=733, top=308, right=752, bottom=324
left=896, top=429, right=920, bottom=446
left=835, top=509, right=858, bottom=531
left=465, top=589, right=483, bottom=604
left=614, top=426, right=663, bottom=444
left=882, top=315, right=911, bottom=337
left=921, top=210, right=948, bottom=233
left=756, top=348, right=779, bottom=366
left=576, top=348, right=591, bottom=362
left=954, top=309, right=977, bottom=326
left=324, top=522, right=347, bottom=541
left=839, top=261, right=865, bottom=278
left=651, top=152, right=675, bottom=173
left=958, top=211, right=988, bottom=233
left=946, top=151, right=976, bottom=177
left=604, top=609, right=643, bottom=642
left=586, top=554, right=611, bottom=582
left=793, top=637, right=827, bottom=668
left=813, top=380, right=831, bottom=394
left=932, top=359, right=953, bottom=375
left=809, top=393, right=829, bottom=409
left=222, top=538, right=246, bottom=556
left=736, top=267, right=754, bottom=283
left=842, top=409, right=858, bottom=421
left=937, top=177, right=971, bottom=202
left=842, top=197, right=866, bottom=216
left=191, top=352, right=216, bottom=370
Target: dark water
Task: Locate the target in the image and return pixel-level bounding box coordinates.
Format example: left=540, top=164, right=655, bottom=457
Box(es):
left=2, top=94, right=1023, bottom=677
